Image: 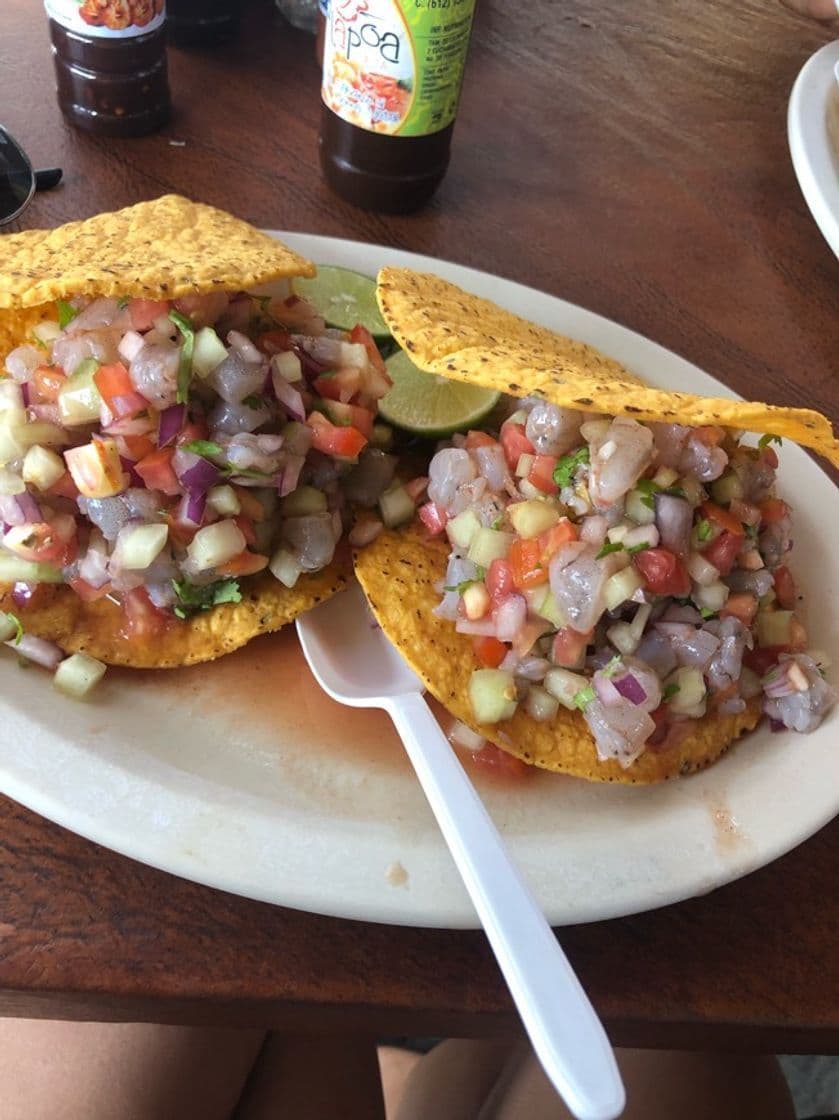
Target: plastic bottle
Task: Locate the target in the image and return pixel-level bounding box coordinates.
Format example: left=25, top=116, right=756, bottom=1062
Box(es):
left=319, top=0, right=477, bottom=213
left=45, top=0, right=170, bottom=138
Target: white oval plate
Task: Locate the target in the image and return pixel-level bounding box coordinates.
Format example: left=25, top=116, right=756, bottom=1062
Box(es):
left=0, top=234, right=836, bottom=930
left=789, top=40, right=839, bottom=258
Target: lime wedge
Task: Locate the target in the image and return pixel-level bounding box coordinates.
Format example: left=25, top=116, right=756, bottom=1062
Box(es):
left=293, top=266, right=390, bottom=338
left=379, top=349, right=501, bottom=437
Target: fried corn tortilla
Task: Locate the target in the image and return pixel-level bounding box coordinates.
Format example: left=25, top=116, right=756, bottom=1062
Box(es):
left=355, top=525, right=761, bottom=784
left=0, top=196, right=348, bottom=668
left=376, top=268, right=839, bottom=467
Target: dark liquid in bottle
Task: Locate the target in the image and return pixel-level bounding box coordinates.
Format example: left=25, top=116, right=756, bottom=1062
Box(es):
left=167, top=0, right=240, bottom=46
left=48, top=20, right=170, bottom=137
left=319, top=105, right=453, bottom=214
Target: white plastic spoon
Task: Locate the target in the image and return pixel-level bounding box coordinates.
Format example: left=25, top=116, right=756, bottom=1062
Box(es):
left=296, top=583, right=625, bottom=1120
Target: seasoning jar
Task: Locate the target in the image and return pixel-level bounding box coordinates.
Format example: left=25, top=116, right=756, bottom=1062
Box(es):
left=45, top=0, right=170, bottom=137
left=167, top=0, right=241, bottom=46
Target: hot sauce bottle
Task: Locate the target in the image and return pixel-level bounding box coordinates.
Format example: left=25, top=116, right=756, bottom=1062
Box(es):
left=319, top=0, right=477, bottom=213
left=45, top=0, right=170, bottom=137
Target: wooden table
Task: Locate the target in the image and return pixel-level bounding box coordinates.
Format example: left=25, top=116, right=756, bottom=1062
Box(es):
left=1, top=0, right=837, bottom=1054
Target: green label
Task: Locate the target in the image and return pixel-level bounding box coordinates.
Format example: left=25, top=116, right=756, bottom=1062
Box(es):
left=322, top=0, right=476, bottom=137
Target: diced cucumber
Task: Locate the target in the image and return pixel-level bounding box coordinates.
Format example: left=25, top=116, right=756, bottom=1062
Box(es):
left=603, top=566, right=644, bottom=611
left=22, top=445, right=66, bottom=491
left=679, top=474, right=705, bottom=507
left=507, top=500, right=560, bottom=539
left=692, top=579, right=729, bottom=613
left=0, top=611, right=20, bottom=643
left=192, top=327, right=228, bottom=377
left=0, top=555, right=63, bottom=583
left=58, top=360, right=102, bottom=426
left=271, top=350, right=302, bottom=383
left=756, top=610, right=794, bottom=648
left=446, top=508, right=481, bottom=550
left=653, top=466, right=679, bottom=488
left=379, top=484, right=415, bottom=528
left=518, top=479, right=544, bottom=500
left=0, top=467, right=25, bottom=496
left=524, top=684, right=559, bottom=722
left=516, top=452, right=535, bottom=479
left=664, top=666, right=706, bottom=715
left=625, top=488, right=657, bottom=526
left=31, top=320, right=62, bottom=346
left=710, top=472, right=744, bottom=505
left=53, top=652, right=107, bottom=699
left=532, top=587, right=566, bottom=628
left=116, top=523, right=169, bottom=570
left=280, top=485, right=328, bottom=517
left=687, top=551, right=719, bottom=587
left=467, top=527, right=514, bottom=567
left=544, top=667, right=590, bottom=709
left=207, top=484, right=241, bottom=517
left=606, top=621, right=638, bottom=656
left=269, top=546, right=301, bottom=588
left=370, top=422, right=394, bottom=449
left=19, top=421, right=69, bottom=448
left=468, top=668, right=518, bottom=723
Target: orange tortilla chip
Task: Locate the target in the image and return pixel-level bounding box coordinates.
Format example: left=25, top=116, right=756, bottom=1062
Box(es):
left=0, top=565, right=348, bottom=669
left=376, top=268, right=839, bottom=467
left=354, top=525, right=761, bottom=784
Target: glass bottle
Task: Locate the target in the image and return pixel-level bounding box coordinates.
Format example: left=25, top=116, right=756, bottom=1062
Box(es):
left=45, top=0, right=170, bottom=138
left=319, top=0, right=477, bottom=213
left=167, top=0, right=241, bottom=46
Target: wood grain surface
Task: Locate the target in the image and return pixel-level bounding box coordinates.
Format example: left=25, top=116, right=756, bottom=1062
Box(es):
left=0, top=0, right=837, bottom=1049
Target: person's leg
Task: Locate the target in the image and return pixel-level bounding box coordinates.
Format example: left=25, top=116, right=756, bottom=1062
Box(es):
left=0, top=1019, right=265, bottom=1120
left=233, top=1032, right=386, bottom=1120
left=395, top=1041, right=797, bottom=1120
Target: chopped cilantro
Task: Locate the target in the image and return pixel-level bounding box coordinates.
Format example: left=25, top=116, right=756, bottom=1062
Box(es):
left=758, top=433, right=782, bottom=450
left=596, top=540, right=625, bottom=559
left=444, top=579, right=478, bottom=595
left=491, top=515, right=504, bottom=530
left=699, top=606, right=717, bottom=619
left=475, top=565, right=486, bottom=581
left=626, top=540, right=651, bottom=555
left=182, top=439, right=224, bottom=458
left=117, top=296, right=129, bottom=309
left=636, top=478, right=685, bottom=510
left=6, top=612, right=23, bottom=647
left=223, top=466, right=273, bottom=481
left=663, top=682, right=681, bottom=700
left=172, top=578, right=242, bottom=619
left=696, top=518, right=713, bottom=542
left=169, top=310, right=195, bottom=404
left=56, top=300, right=77, bottom=329
left=242, top=394, right=265, bottom=410
left=572, top=685, right=596, bottom=710
left=745, top=523, right=759, bottom=539
left=602, top=655, right=623, bottom=678
left=552, top=446, right=590, bottom=489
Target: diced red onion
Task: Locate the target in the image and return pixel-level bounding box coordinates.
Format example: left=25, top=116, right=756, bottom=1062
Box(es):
left=28, top=402, right=62, bottom=425
left=179, top=458, right=220, bottom=494
left=271, top=368, right=306, bottom=421
left=119, top=457, right=144, bottom=488
left=494, top=594, right=527, bottom=642
left=279, top=454, right=305, bottom=497
left=78, top=545, right=110, bottom=589
left=660, top=604, right=702, bottom=624
left=5, top=345, right=43, bottom=383
left=20, top=382, right=30, bottom=407
left=11, top=582, right=36, bottom=607
left=516, top=656, right=551, bottom=682
left=118, top=330, right=145, bottom=363
left=8, top=633, right=63, bottom=670
left=455, top=618, right=499, bottom=637
left=499, top=649, right=520, bottom=674
left=226, top=330, right=263, bottom=364
left=580, top=515, right=609, bottom=547
left=719, top=697, right=746, bottom=715
left=594, top=673, right=624, bottom=706
left=614, top=672, right=647, bottom=706
left=158, top=403, right=186, bottom=448
left=178, top=490, right=207, bottom=528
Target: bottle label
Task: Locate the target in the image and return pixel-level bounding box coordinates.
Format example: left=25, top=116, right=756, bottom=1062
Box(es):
left=44, top=0, right=165, bottom=37
left=322, top=0, right=476, bottom=137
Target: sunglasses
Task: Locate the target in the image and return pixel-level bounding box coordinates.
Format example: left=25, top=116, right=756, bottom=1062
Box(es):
left=1, top=126, right=63, bottom=227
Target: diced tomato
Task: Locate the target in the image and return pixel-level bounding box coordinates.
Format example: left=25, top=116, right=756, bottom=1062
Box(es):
left=701, top=500, right=744, bottom=537
left=760, top=446, right=779, bottom=470
left=646, top=704, right=671, bottom=747
left=500, top=422, right=534, bottom=470
left=418, top=501, right=447, bottom=536
left=257, top=329, right=293, bottom=355
left=474, top=635, right=507, bottom=669
left=46, top=472, right=79, bottom=501
left=166, top=516, right=197, bottom=551
left=216, top=549, right=269, bottom=577
left=233, top=515, right=257, bottom=548
left=513, top=618, right=550, bottom=658
left=320, top=399, right=375, bottom=438
left=349, top=324, right=389, bottom=380
left=308, top=416, right=368, bottom=461
left=68, top=577, right=112, bottom=603
left=128, top=298, right=170, bottom=332
left=465, top=431, right=498, bottom=450
left=759, top=498, right=788, bottom=525
left=403, top=477, right=429, bottom=503
left=121, top=587, right=170, bottom=642
left=743, top=646, right=783, bottom=676
left=486, top=558, right=514, bottom=605
left=773, top=564, right=797, bottom=610
left=702, top=530, right=743, bottom=577
left=551, top=626, right=591, bottom=668
left=527, top=454, right=559, bottom=495
left=115, top=434, right=155, bottom=462
left=4, top=520, right=75, bottom=563
left=135, top=447, right=180, bottom=495
left=509, top=537, right=548, bottom=590
left=94, top=362, right=149, bottom=420
left=633, top=547, right=691, bottom=596
left=313, top=369, right=363, bottom=403
left=176, top=419, right=210, bottom=447
left=31, top=364, right=66, bottom=403
left=720, top=592, right=758, bottom=626
left=693, top=425, right=725, bottom=447
left=472, top=743, right=532, bottom=778
left=234, top=488, right=266, bottom=522
left=538, top=519, right=579, bottom=565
